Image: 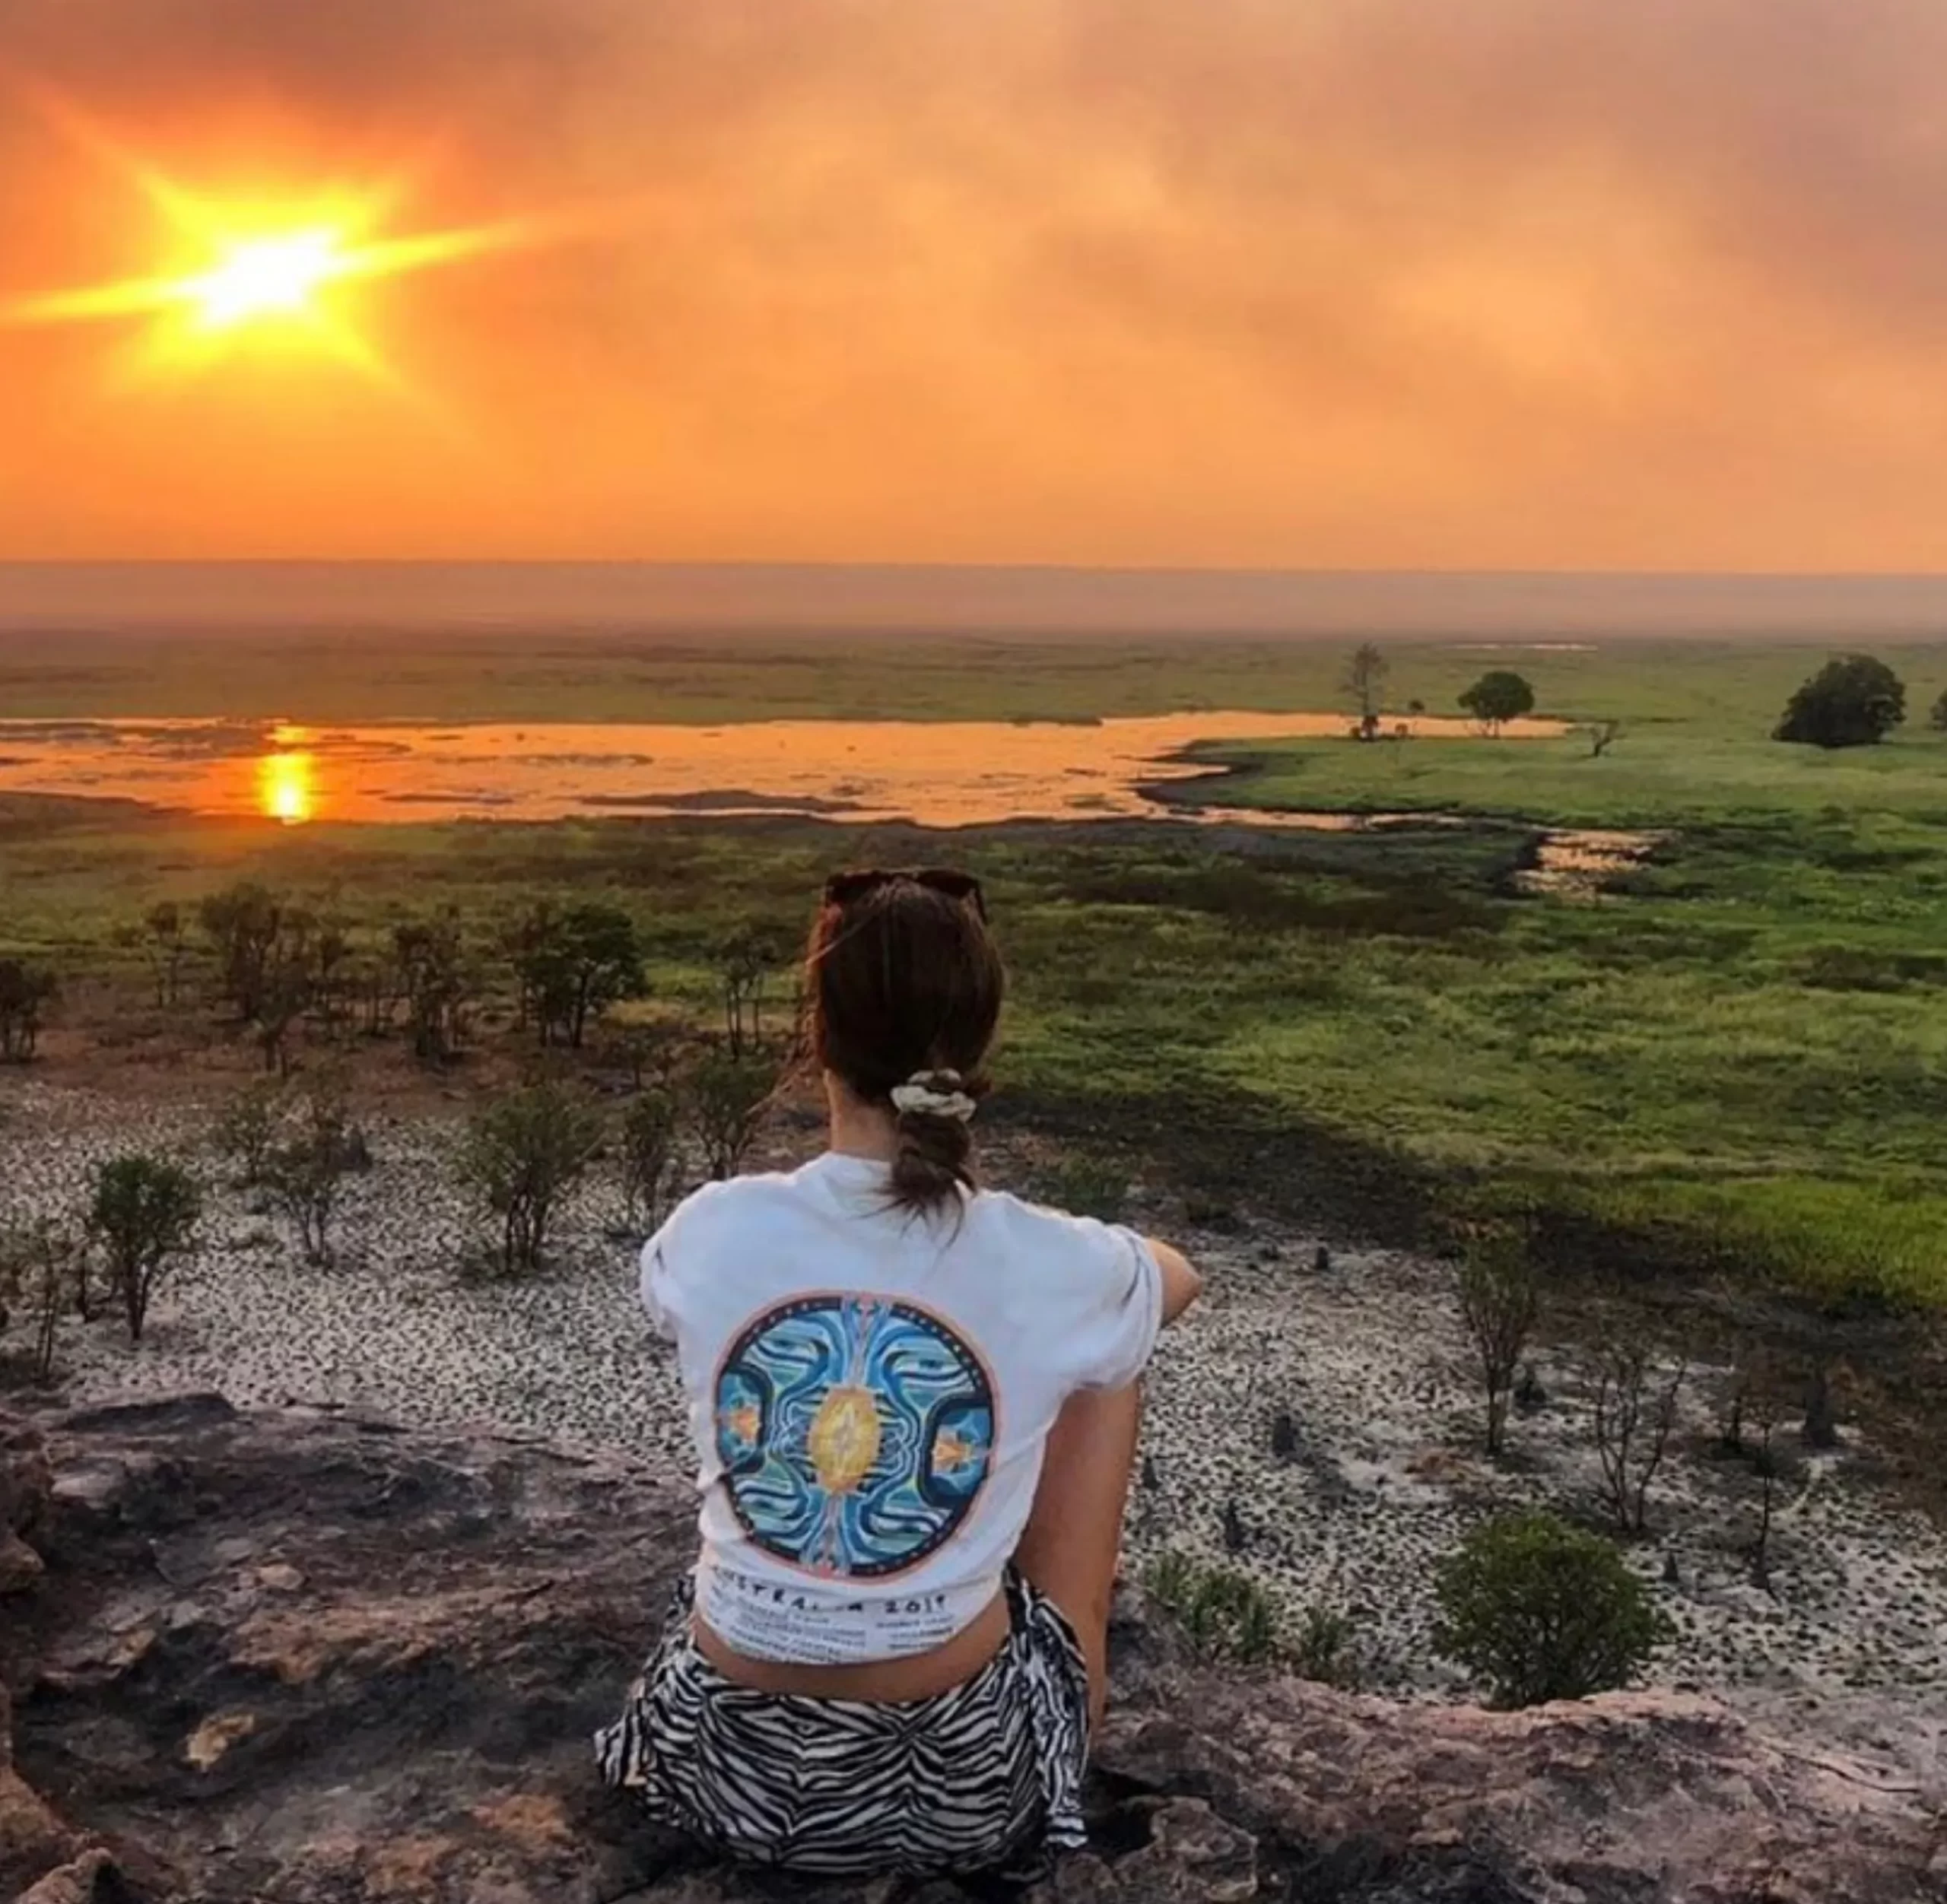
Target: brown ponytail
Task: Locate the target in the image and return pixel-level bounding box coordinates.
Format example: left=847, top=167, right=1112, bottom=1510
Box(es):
left=806, top=869, right=1004, bottom=1222
left=891, top=1077, right=979, bottom=1219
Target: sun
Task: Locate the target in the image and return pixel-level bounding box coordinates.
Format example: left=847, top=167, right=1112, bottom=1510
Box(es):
left=189, top=228, right=351, bottom=331
left=0, top=90, right=558, bottom=388
left=257, top=748, right=316, bottom=825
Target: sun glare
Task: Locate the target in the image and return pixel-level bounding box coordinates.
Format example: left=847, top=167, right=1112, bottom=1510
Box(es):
left=0, top=93, right=558, bottom=389
left=259, top=750, right=316, bottom=825
left=189, top=229, right=349, bottom=331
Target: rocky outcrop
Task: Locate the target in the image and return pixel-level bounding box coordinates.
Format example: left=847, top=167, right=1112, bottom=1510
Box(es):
left=0, top=1396, right=1939, bottom=1904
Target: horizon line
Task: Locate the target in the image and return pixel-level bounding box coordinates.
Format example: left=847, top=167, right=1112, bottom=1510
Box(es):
left=7, top=558, right=1947, bottom=580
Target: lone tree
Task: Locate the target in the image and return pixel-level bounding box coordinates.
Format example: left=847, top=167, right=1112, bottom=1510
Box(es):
left=1456, top=1221, right=1541, bottom=1457
left=1342, top=643, right=1390, bottom=739
left=1434, top=1511, right=1669, bottom=1709
left=1, top=1219, right=79, bottom=1385
left=199, top=882, right=288, bottom=1021
left=1459, top=671, right=1536, bottom=736
left=1591, top=1332, right=1688, bottom=1535
left=1774, top=653, right=1905, bottom=748
left=716, top=924, right=786, bottom=1056
left=253, top=918, right=316, bottom=1076
left=141, top=901, right=191, bottom=1007
left=212, top=1077, right=285, bottom=1186
left=88, top=1155, right=202, bottom=1344
left=458, top=1079, right=605, bottom=1276
left=262, top=1079, right=359, bottom=1267
left=0, top=960, right=56, bottom=1062
left=1929, top=687, right=1947, bottom=733
left=307, top=921, right=354, bottom=1037
left=618, top=1085, right=682, bottom=1235
left=1727, top=1344, right=1794, bottom=1591
left=392, top=913, right=472, bottom=1064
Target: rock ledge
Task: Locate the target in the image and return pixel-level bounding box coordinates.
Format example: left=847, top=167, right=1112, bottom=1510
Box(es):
left=2, top=1395, right=1939, bottom=1903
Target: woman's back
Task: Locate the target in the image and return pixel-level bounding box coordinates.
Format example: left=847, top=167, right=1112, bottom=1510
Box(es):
left=646, top=1151, right=1164, bottom=1667
left=599, top=866, right=1199, bottom=1880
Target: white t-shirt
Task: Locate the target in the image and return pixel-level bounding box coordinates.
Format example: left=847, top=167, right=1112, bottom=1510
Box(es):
left=640, top=1150, right=1164, bottom=1667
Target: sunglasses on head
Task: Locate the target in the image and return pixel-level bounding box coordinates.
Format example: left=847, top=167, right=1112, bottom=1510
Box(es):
left=823, top=866, right=988, bottom=920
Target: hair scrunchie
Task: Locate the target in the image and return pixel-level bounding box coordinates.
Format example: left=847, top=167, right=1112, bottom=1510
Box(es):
left=889, top=1069, right=978, bottom=1122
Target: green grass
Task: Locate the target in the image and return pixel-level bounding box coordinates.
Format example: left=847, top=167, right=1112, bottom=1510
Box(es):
left=1185, top=725, right=1947, bottom=827
left=3, top=633, right=1945, bottom=1312
left=5, top=629, right=1946, bottom=728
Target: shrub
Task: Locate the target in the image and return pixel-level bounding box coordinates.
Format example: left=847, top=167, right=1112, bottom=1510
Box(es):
left=458, top=1080, right=605, bottom=1275
left=0, top=959, right=57, bottom=1063
left=1433, top=1511, right=1669, bottom=1708
left=1456, top=1221, right=1540, bottom=1456
left=618, top=1086, right=682, bottom=1234
left=1143, top=1549, right=1279, bottom=1664
left=678, top=1043, right=779, bottom=1181
left=610, top=1018, right=685, bottom=1093
left=1931, top=686, right=1947, bottom=733
left=1288, top=1603, right=1362, bottom=1690
left=1458, top=670, right=1536, bottom=735
left=88, top=1156, right=202, bottom=1344
left=1774, top=653, right=1905, bottom=748
left=213, top=1078, right=285, bottom=1186
left=262, top=1080, right=358, bottom=1266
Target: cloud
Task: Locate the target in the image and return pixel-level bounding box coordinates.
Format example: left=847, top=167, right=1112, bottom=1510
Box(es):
left=1, top=0, right=1944, bottom=563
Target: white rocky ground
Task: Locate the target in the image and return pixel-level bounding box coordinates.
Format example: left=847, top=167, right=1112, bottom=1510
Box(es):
left=2, top=1077, right=1941, bottom=1793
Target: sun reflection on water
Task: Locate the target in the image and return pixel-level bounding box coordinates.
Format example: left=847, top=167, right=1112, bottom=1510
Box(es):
left=258, top=747, right=316, bottom=824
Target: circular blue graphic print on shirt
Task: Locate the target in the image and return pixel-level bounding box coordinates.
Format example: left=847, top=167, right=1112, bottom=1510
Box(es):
left=712, top=1294, right=996, bottom=1579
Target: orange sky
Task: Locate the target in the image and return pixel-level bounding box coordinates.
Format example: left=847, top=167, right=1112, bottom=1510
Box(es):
left=2, top=1, right=1945, bottom=568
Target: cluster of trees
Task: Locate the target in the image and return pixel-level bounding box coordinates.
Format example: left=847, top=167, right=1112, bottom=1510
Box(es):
left=458, top=1036, right=782, bottom=1277
left=110, top=884, right=793, bottom=1083
left=1164, top=1211, right=1842, bottom=1710
left=1142, top=1503, right=1667, bottom=1708
left=6, top=1021, right=789, bottom=1383
left=1344, top=641, right=1947, bottom=754
left=1450, top=1216, right=1813, bottom=1588
left=200, top=1019, right=788, bottom=1283
left=160, top=885, right=796, bottom=1073
left=186, top=884, right=545, bottom=1073
left=1340, top=644, right=1542, bottom=741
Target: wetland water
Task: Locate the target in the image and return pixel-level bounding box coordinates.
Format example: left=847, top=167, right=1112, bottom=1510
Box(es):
left=0, top=710, right=1562, bottom=827
left=0, top=709, right=1647, bottom=887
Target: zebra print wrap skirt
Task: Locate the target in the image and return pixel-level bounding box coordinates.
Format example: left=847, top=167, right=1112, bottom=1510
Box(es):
left=593, top=1567, right=1091, bottom=1879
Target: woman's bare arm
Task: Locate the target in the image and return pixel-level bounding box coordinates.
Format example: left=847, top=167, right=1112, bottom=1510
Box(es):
left=1145, top=1236, right=1203, bottom=1324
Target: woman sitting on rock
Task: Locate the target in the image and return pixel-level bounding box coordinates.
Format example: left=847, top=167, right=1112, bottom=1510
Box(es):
left=597, top=865, right=1202, bottom=1880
